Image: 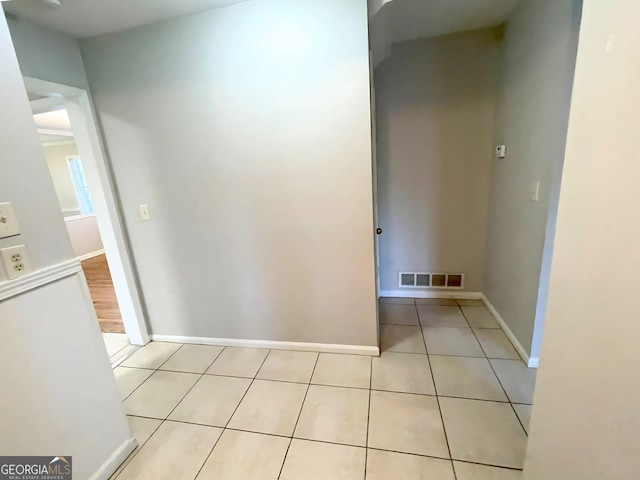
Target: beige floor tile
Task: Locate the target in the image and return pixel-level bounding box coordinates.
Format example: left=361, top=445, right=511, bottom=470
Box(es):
left=368, top=390, right=449, bottom=458
left=159, top=344, right=224, bottom=373
left=457, top=299, right=484, bottom=306
left=197, top=429, right=289, bottom=480
left=380, top=325, right=426, bottom=354
left=490, top=359, right=537, bottom=404
left=440, top=397, right=527, bottom=469
left=371, top=352, right=435, bottom=395
left=121, top=342, right=182, bottom=369
left=430, top=356, right=507, bottom=401
left=311, top=353, right=371, bottom=389
left=379, top=297, right=415, bottom=305
left=256, top=350, right=318, bottom=383
left=228, top=380, right=307, bottom=436
left=473, top=329, right=519, bottom=359
left=423, top=327, right=484, bottom=357
left=127, top=416, right=162, bottom=447
left=513, top=404, right=532, bottom=433
left=453, top=461, right=523, bottom=480
left=415, top=298, right=458, bottom=306
left=417, top=306, right=468, bottom=327
left=379, top=304, right=419, bottom=325
left=117, top=421, right=222, bottom=480
left=103, top=333, right=130, bottom=357
left=113, top=367, right=154, bottom=400
left=295, top=385, right=369, bottom=446
left=366, top=449, right=456, bottom=480
left=123, top=370, right=200, bottom=419
left=206, top=347, right=269, bottom=378
left=461, top=306, right=499, bottom=328
left=280, top=439, right=365, bottom=480
left=169, top=375, right=251, bottom=427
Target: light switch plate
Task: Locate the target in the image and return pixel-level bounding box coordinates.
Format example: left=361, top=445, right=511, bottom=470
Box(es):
left=530, top=181, right=540, bottom=202
left=1, top=244, right=31, bottom=280
left=138, top=204, right=151, bottom=221
left=0, top=202, right=20, bottom=239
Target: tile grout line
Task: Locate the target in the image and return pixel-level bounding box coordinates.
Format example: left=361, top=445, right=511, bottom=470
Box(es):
left=416, top=301, right=457, bottom=480
left=276, top=352, right=320, bottom=480
left=363, top=355, right=373, bottom=480
left=112, top=343, right=190, bottom=479
left=120, top=357, right=531, bottom=406
left=460, top=306, right=529, bottom=436
left=115, top=415, right=525, bottom=473
left=117, top=344, right=227, bottom=479
left=118, top=332, right=531, bottom=477
left=110, top=416, right=164, bottom=480
left=193, top=347, right=272, bottom=480
left=119, top=344, right=187, bottom=403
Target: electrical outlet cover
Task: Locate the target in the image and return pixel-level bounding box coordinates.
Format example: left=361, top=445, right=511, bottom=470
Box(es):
left=1, top=244, right=31, bottom=280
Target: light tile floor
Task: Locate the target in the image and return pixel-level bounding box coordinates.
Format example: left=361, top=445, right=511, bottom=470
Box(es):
left=111, top=298, right=535, bottom=479
left=103, top=333, right=137, bottom=365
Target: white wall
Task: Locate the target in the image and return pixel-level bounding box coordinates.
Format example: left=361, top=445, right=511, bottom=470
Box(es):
left=80, top=0, right=378, bottom=347
left=43, top=142, right=81, bottom=214
left=0, top=12, right=132, bottom=480
left=66, top=214, right=104, bottom=258
left=375, top=28, right=498, bottom=293
left=6, top=14, right=89, bottom=89
left=523, top=0, right=640, bottom=477
left=483, top=0, right=581, bottom=358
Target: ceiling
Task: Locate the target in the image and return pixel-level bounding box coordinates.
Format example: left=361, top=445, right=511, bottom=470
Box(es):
left=2, top=0, right=249, bottom=38
left=370, top=0, right=522, bottom=66
left=33, top=108, right=74, bottom=143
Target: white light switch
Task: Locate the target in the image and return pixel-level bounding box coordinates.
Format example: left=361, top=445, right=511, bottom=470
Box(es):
left=1, top=245, right=31, bottom=280
left=496, top=145, right=507, bottom=158
left=530, top=181, right=540, bottom=202
left=138, top=204, right=151, bottom=221
left=0, top=202, right=20, bottom=238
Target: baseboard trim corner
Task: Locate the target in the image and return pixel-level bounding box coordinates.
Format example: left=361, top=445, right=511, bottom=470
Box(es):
left=481, top=294, right=535, bottom=368
left=151, top=335, right=380, bottom=356
left=77, top=249, right=105, bottom=262
left=379, top=290, right=482, bottom=300
left=89, top=436, right=137, bottom=480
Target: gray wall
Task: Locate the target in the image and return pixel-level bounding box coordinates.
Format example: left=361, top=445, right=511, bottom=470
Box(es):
left=6, top=14, right=89, bottom=89
left=80, top=0, right=378, bottom=346
left=375, top=29, right=499, bottom=293
left=0, top=13, right=131, bottom=479
left=524, top=1, right=640, bottom=477
left=484, top=0, right=581, bottom=357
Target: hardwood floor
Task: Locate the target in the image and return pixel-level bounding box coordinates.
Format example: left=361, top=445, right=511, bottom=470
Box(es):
left=81, top=254, right=124, bottom=333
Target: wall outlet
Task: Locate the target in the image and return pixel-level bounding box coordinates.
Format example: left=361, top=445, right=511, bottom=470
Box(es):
left=0, top=202, right=21, bottom=239
left=1, top=244, right=31, bottom=280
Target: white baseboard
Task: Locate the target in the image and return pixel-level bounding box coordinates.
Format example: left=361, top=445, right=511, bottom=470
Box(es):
left=379, top=290, right=482, bottom=300
left=151, top=335, right=380, bottom=356
left=77, top=249, right=105, bottom=262
left=89, top=437, right=137, bottom=480
left=481, top=294, right=537, bottom=368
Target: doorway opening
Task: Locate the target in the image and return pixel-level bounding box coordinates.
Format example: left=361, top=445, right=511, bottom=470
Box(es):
left=368, top=0, right=582, bottom=474
left=24, top=77, right=149, bottom=364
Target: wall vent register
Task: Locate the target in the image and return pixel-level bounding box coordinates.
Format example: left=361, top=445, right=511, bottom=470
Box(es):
left=398, top=272, right=464, bottom=289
